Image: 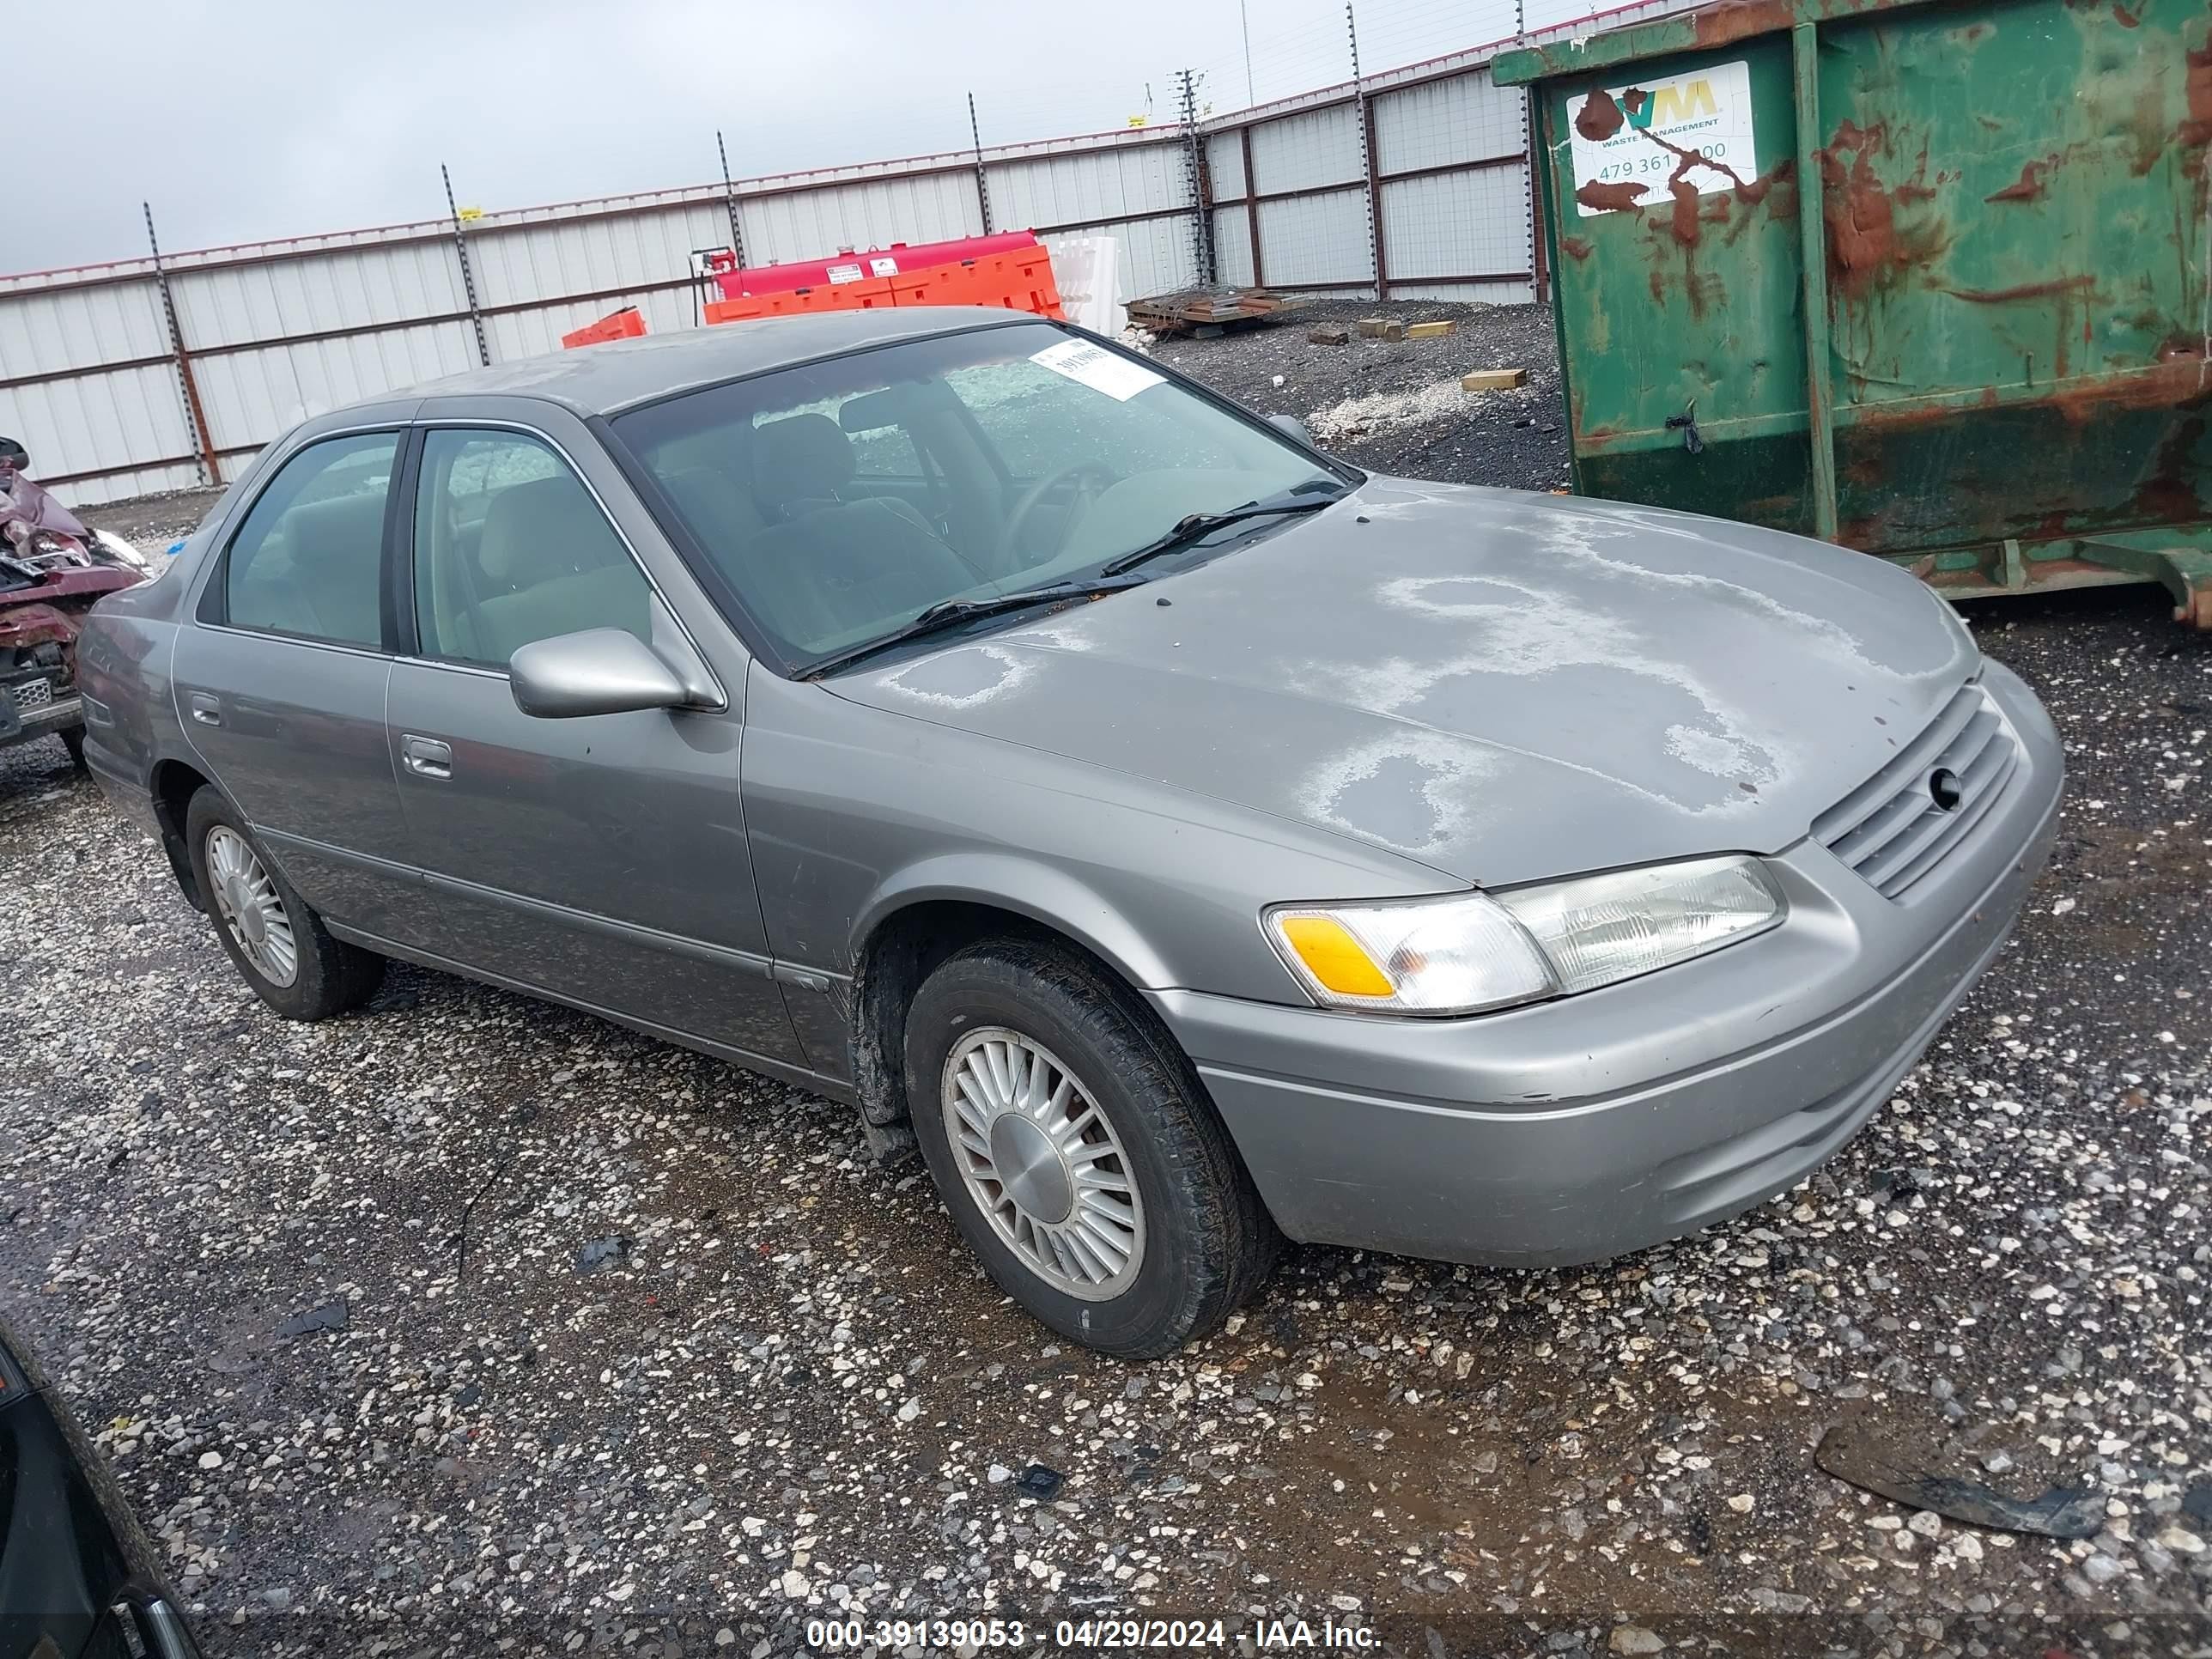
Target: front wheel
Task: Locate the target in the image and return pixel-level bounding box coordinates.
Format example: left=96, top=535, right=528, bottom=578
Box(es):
left=184, top=787, right=383, bottom=1020
left=904, top=939, right=1277, bottom=1358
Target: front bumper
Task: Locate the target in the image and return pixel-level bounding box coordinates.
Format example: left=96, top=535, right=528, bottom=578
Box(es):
left=1152, top=660, right=2063, bottom=1268
left=0, top=685, right=82, bottom=749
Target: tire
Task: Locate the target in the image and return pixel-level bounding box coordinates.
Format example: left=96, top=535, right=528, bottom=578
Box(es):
left=184, top=786, right=383, bottom=1020
left=58, top=726, right=86, bottom=771
left=904, top=939, right=1278, bottom=1358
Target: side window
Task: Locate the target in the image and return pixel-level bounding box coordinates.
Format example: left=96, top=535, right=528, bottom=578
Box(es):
left=219, top=432, right=398, bottom=648
left=411, top=428, right=654, bottom=671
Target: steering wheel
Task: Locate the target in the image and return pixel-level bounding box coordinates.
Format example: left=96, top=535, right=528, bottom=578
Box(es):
left=996, top=460, right=1120, bottom=572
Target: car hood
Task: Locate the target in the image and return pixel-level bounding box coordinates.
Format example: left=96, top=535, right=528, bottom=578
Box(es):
left=826, top=477, right=1976, bottom=886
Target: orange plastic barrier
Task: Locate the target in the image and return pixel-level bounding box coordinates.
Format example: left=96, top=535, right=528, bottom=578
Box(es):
left=703, top=248, right=1064, bottom=328
left=560, top=307, right=647, bottom=349
left=702, top=275, right=901, bottom=325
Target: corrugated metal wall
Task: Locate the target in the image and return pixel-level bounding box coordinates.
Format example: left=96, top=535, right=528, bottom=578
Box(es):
left=2, top=0, right=1691, bottom=507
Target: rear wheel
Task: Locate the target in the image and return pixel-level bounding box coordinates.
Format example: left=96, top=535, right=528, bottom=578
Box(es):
left=184, top=787, right=383, bottom=1020
left=58, top=726, right=86, bottom=771
left=904, top=939, right=1277, bottom=1358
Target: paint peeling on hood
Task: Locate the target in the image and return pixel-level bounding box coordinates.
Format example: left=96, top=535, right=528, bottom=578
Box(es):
left=827, top=478, right=1975, bottom=886
left=881, top=643, right=1036, bottom=708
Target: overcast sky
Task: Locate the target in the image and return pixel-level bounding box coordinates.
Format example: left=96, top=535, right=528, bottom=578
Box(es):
left=15, top=0, right=1572, bottom=272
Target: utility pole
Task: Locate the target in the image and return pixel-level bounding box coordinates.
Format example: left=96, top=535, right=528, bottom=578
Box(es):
left=1239, top=0, right=1255, bottom=106
left=716, top=130, right=747, bottom=267
left=1177, top=69, right=1216, bottom=288
left=969, top=93, right=994, bottom=235
left=1348, top=3, right=1385, bottom=301
left=143, top=204, right=219, bottom=487
left=441, top=163, right=491, bottom=368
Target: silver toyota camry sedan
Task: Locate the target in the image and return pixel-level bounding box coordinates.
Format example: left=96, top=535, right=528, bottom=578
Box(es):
left=76, top=307, right=2061, bottom=1357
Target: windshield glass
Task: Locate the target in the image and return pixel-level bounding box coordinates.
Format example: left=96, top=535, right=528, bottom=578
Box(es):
left=611, top=321, right=1343, bottom=666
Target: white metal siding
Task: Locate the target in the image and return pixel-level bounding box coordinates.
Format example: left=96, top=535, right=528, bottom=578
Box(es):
left=1211, top=210, right=1256, bottom=289
left=741, top=174, right=982, bottom=268
left=1389, top=277, right=1534, bottom=303
left=987, top=144, right=1185, bottom=233
left=1248, top=104, right=1364, bottom=197
left=0, top=364, right=198, bottom=489
left=0, top=282, right=171, bottom=380
left=1370, top=71, right=1526, bottom=175
left=1257, top=189, right=1375, bottom=290
left=1381, top=167, right=1531, bottom=282
left=1205, top=131, right=1247, bottom=202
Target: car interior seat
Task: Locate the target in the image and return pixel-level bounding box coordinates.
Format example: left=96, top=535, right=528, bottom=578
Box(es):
left=465, top=474, right=651, bottom=666
left=236, top=491, right=387, bottom=645
left=736, top=414, right=977, bottom=648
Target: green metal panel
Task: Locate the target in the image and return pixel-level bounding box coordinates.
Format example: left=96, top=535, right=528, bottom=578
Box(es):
left=1498, top=0, right=2212, bottom=624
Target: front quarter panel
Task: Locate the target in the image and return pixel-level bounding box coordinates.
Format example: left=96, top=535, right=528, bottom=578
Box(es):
left=740, top=664, right=1455, bottom=1008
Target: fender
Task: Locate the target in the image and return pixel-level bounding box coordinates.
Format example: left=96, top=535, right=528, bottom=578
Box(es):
left=848, top=851, right=1179, bottom=992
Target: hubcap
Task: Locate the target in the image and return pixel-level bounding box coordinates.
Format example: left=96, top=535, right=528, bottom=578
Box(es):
left=940, top=1027, right=1145, bottom=1301
left=205, top=826, right=299, bottom=988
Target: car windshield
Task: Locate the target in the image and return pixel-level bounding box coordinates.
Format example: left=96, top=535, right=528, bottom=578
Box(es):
left=610, top=320, right=1346, bottom=669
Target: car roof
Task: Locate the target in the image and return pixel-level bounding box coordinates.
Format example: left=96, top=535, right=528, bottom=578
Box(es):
left=404, top=306, right=1045, bottom=418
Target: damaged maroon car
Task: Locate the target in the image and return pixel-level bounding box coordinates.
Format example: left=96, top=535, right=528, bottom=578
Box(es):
left=2, top=435, right=155, bottom=765
left=2, top=553, right=146, bottom=766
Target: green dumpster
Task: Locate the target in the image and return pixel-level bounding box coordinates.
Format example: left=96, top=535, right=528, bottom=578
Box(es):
left=1493, top=0, right=2212, bottom=627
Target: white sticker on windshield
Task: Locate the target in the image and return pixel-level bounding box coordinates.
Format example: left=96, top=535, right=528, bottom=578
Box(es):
left=1030, top=338, right=1164, bottom=402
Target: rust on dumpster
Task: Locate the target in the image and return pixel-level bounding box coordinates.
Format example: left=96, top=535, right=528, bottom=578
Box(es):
left=1496, top=0, right=2212, bottom=627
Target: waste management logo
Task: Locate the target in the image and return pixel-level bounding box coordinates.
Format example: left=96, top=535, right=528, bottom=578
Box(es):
left=1566, top=58, right=1755, bottom=216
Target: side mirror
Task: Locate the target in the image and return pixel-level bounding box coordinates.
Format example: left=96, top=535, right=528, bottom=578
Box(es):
left=509, top=629, right=690, bottom=719
left=1267, top=412, right=1315, bottom=447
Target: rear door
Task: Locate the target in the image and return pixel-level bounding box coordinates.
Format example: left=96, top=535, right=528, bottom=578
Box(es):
left=170, top=423, right=428, bottom=944
left=384, top=413, right=805, bottom=1066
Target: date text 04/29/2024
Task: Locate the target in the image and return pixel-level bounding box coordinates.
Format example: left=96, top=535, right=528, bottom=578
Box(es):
left=804, top=1616, right=1378, bottom=1650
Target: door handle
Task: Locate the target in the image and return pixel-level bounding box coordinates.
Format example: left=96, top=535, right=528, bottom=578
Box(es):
left=187, top=692, right=222, bottom=727
left=399, top=733, right=453, bottom=780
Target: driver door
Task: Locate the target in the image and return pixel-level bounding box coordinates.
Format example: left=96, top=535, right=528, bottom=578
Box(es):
left=385, top=421, right=805, bottom=1066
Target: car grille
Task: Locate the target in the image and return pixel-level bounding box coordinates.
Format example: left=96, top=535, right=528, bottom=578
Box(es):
left=1811, top=681, right=2018, bottom=900
left=9, top=678, right=53, bottom=712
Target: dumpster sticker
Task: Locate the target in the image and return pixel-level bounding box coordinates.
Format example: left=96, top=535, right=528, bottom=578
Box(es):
left=869, top=256, right=899, bottom=276
left=1567, top=59, right=1755, bottom=217
left=828, top=263, right=866, bottom=284
left=1031, top=338, right=1164, bottom=401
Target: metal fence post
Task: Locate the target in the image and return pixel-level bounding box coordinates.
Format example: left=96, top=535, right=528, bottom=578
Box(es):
left=1178, top=70, right=1217, bottom=288
left=1240, top=125, right=1265, bottom=289
left=142, top=203, right=220, bottom=487
left=1349, top=2, right=1385, bottom=301
left=717, top=130, right=747, bottom=267
left=441, top=164, right=492, bottom=368
left=969, top=94, right=995, bottom=236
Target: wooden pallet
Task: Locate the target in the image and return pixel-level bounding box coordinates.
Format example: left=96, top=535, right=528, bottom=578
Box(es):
left=1126, top=287, right=1295, bottom=335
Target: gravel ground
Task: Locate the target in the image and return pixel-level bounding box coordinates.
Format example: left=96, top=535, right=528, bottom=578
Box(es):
left=3, top=319, right=2209, bottom=1657
left=1150, top=300, right=1570, bottom=492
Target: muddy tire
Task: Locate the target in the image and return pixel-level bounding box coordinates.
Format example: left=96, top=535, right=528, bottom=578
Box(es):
left=904, top=939, right=1278, bottom=1358
left=185, top=786, right=383, bottom=1020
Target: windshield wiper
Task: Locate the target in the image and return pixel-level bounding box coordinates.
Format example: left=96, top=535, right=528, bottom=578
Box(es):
left=800, top=576, right=1150, bottom=680
left=1097, top=481, right=1348, bottom=577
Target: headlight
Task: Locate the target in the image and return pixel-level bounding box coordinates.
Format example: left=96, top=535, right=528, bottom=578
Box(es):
left=1265, top=854, right=1785, bottom=1016
left=90, top=530, right=151, bottom=574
